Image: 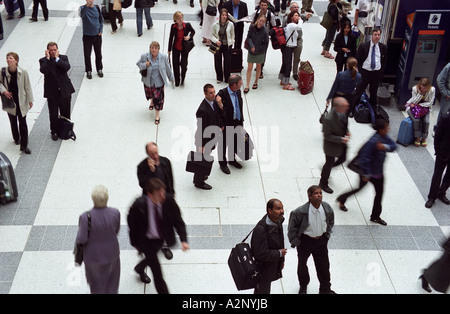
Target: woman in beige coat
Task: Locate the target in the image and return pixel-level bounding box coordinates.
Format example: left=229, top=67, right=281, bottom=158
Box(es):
left=0, top=52, right=34, bottom=154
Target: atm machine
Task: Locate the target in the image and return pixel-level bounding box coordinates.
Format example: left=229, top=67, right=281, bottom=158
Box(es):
left=394, top=10, right=450, bottom=108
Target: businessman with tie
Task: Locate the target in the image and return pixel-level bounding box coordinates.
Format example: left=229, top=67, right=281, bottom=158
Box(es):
left=355, top=28, right=387, bottom=109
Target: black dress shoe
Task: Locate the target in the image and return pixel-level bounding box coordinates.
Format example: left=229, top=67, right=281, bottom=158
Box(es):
left=298, top=286, right=307, bottom=294
left=29, top=18, right=38, bottom=22
left=419, top=275, right=432, bottom=293
left=195, top=182, right=212, bottom=190
left=438, top=195, right=450, bottom=205
left=370, top=218, right=387, bottom=226
left=338, top=204, right=348, bottom=212
left=319, top=184, right=333, bottom=194
left=97, top=70, right=104, bottom=78
left=228, top=161, right=242, bottom=169
left=319, top=289, right=336, bottom=294
left=14, top=140, right=20, bottom=145
left=135, top=269, right=151, bottom=284
left=20, top=147, right=31, bottom=154
left=51, top=133, right=59, bottom=141
left=220, top=165, right=231, bottom=174
left=161, top=246, right=173, bottom=260
left=425, top=199, right=435, bottom=208
left=86, top=71, right=92, bottom=79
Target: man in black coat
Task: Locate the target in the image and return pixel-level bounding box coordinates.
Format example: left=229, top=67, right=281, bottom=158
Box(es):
left=216, top=74, right=244, bottom=174
left=137, top=142, right=175, bottom=197
left=128, top=178, right=189, bottom=293
left=193, top=83, right=225, bottom=190
left=39, top=42, right=75, bottom=141
left=251, top=199, right=287, bottom=294
left=425, top=112, right=450, bottom=208
left=223, top=0, right=248, bottom=49
left=355, top=28, right=387, bottom=109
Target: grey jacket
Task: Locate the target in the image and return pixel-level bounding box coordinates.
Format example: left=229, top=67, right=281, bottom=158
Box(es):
left=322, top=107, right=348, bottom=158
left=76, top=207, right=121, bottom=265
left=136, top=52, right=174, bottom=88
left=287, top=201, right=334, bottom=248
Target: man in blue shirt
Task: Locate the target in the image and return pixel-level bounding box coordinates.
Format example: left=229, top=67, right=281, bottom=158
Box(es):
left=79, top=0, right=104, bottom=79
left=224, top=0, right=248, bottom=49
left=216, top=75, right=245, bottom=174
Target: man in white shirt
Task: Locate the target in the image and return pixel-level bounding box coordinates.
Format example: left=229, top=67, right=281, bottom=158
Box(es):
left=288, top=185, right=336, bottom=294
left=355, top=28, right=387, bottom=109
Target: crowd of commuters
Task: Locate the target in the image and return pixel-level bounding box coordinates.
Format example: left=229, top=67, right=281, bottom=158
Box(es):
left=1, top=0, right=449, bottom=295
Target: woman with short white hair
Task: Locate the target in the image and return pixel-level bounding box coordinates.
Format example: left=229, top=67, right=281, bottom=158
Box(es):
left=75, top=185, right=121, bottom=294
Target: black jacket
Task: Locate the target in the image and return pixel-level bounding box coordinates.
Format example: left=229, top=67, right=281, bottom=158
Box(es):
left=217, top=87, right=244, bottom=126
left=134, top=0, right=154, bottom=8
left=251, top=215, right=285, bottom=282
left=333, top=31, right=357, bottom=64
left=356, top=40, right=388, bottom=71
left=127, top=195, right=187, bottom=252
left=168, top=22, right=196, bottom=53
left=137, top=156, right=175, bottom=196
left=39, top=55, right=75, bottom=99
left=195, top=99, right=225, bottom=148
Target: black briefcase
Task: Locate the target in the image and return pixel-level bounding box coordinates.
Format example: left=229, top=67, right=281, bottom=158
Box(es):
left=185, top=151, right=213, bottom=176
left=236, top=128, right=254, bottom=161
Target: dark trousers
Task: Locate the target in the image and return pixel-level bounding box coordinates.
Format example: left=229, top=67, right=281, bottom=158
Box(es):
left=82, top=35, right=103, bottom=73
left=428, top=155, right=450, bottom=201
left=214, top=45, right=231, bottom=83
left=337, top=175, right=384, bottom=220
left=47, top=94, right=71, bottom=135
left=320, top=147, right=347, bottom=186
left=234, top=26, right=244, bottom=50
left=336, top=56, right=349, bottom=73
left=135, top=239, right=169, bottom=294
left=274, top=0, right=287, bottom=12
left=219, top=122, right=242, bottom=166
left=6, top=0, right=25, bottom=16
left=0, top=14, right=3, bottom=35
left=279, top=46, right=295, bottom=84
left=8, top=107, right=28, bottom=149
left=322, top=23, right=338, bottom=51
left=296, top=234, right=331, bottom=291
left=32, top=0, right=48, bottom=19
left=357, top=69, right=381, bottom=108
left=172, top=48, right=188, bottom=86
left=108, top=3, right=124, bottom=32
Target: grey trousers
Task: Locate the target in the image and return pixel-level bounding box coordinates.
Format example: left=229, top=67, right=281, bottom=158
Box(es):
left=407, top=110, right=430, bottom=140
left=302, top=0, right=314, bottom=11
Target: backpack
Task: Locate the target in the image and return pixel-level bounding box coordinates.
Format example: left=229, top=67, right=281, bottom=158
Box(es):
left=269, top=27, right=294, bottom=50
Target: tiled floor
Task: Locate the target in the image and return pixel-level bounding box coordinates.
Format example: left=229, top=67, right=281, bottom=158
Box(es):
left=0, top=0, right=449, bottom=294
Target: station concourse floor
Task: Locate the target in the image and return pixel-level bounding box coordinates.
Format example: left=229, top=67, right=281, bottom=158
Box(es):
left=0, top=0, right=449, bottom=295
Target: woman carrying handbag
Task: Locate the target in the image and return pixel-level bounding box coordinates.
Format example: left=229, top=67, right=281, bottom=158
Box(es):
left=168, top=11, right=195, bottom=87
left=0, top=52, right=33, bottom=154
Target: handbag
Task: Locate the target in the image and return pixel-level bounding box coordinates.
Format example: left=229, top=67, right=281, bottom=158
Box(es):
left=347, top=145, right=365, bottom=175
left=208, top=42, right=220, bottom=54
left=410, top=104, right=430, bottom=119
left=73, top=211, right=92, bottom=266
left=205, top=1, right=217, bottom=16
left=319, top=104, right=329, bottom=124
left=140, top=57, right=149, bottom=78
left=182, top=37, right=195, bottom=53
left=1, top=67, right=15, bottom=110
left=320, top=4, right=336, bottom=30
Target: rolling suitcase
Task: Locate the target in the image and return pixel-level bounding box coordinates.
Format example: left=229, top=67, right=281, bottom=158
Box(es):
left=230, top=48, right=243, bottom=73
left=397, top=117, right=414, bottom=147
left=0, top=152, right=18, bottom=204
left=374, top=105, right=389, bottom=123
left=228, top=228, right=260, bottom=291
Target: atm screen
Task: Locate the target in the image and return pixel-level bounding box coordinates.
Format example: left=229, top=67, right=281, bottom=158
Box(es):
left=417, top=39, right=437, bottom=53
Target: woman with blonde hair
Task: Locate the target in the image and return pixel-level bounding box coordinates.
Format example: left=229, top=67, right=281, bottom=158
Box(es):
left=137, top=41, right=175, bottom=125
left=243, top=14, right=269, bottom=93
left=406, top=78, right=436, bottom=147
left=168, top=11, right=195, bottom=87
left=0, top=52, right=34, bottom=154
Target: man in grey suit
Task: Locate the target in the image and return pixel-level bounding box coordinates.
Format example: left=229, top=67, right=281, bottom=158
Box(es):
left=319, top=97, right=350, bottom=194
left=288, top=185, right=335, bottom=294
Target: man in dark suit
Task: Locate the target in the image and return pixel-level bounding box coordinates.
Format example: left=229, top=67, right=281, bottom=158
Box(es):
left=223, top=0, right=248, bottom=49
left=216, top=74, right=244, bottom=174
left=39, top=42, right=75, bottom=141
left=128, top=178, right=189, bottom=293
left=355, top=28, right=387, bottom=109
left=319, top=97, right=350, bottom=194
left=193, top=83, right=225, bottom=190
left=425, top=112, right=450, bottom=208
left=251, top=198, right=287, bottom=294
left=137, top=142, right=175, bottom=197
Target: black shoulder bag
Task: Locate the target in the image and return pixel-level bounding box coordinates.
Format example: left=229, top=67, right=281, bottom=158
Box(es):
left=74, top=211, right=92, bottom=266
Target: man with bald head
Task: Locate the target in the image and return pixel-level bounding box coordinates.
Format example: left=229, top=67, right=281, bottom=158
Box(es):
left=137, top=142, right=175, bottom=197
left=319, top=97, right=350, bottom=194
